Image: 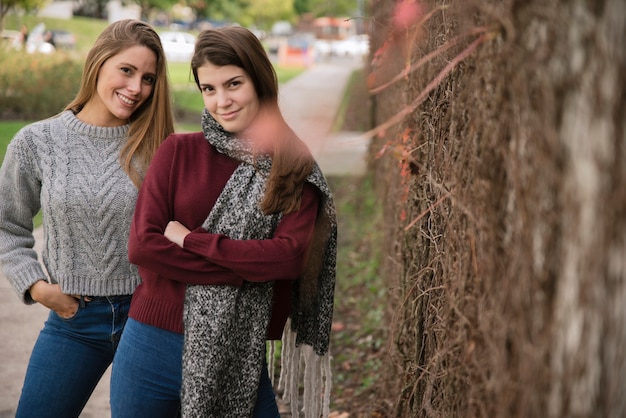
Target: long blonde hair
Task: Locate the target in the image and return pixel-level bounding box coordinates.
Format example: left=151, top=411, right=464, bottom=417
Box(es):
left=65, top=19, right=175, bottom=188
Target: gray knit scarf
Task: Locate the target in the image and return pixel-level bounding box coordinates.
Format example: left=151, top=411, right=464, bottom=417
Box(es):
left=181, top=109, right=337, bottom=417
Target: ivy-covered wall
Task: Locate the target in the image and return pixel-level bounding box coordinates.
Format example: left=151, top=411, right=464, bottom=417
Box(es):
left=367, top=1, right=626, bottom=416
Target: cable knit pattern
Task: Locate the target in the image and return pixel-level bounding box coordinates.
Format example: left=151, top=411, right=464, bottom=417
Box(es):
left=0, top=111, right=140, bottom=303
left=181, top=109, right=337, bottom=417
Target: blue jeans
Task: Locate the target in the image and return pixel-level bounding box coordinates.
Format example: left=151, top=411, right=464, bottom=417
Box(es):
left=15, top=295, right=131, bottom=418
left=110, top=318, right=280, bottom=418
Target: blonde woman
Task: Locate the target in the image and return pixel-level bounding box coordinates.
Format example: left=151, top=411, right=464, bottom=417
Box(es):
left=0, top=19, right=174, bottom=418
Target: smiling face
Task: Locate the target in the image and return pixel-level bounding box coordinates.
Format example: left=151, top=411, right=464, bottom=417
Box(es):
left=197, top=62, right=260, bottom=136
left=78, top=45, right=157, bottom=127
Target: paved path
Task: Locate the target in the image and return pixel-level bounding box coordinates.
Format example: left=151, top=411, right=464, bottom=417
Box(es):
left=279, top=57, right=369, bottom=176
left=0, top=56, right=369, bottom=417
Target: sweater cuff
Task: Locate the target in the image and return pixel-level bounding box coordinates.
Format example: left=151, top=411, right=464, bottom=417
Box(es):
left=9, top=263, right=48, bottom=305
left=182, top=227, right=211, bottom=254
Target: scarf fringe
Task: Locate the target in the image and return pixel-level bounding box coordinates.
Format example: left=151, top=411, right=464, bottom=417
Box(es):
left=274, top=319, right=332, bottom=418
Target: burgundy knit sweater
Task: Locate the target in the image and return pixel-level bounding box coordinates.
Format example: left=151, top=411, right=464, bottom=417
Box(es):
left=128, top=132, right=320, bottom=339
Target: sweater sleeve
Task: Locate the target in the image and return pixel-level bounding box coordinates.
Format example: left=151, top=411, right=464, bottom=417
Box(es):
left=182, top=183, right=320, bottom=283
left=128, top=137, right=243, bottom=287
left=0, top=131, right=48, bottom=304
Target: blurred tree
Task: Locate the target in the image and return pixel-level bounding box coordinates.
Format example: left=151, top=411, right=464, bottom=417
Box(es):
left=246, top=0, right=294, bottom=29
left=188, top=0, right=208, bottom=23
left=73, top=0, right=108, bottom=19
left=136, top=0, right=180, bottom=22
left=308, top=0, right=359, bottom=17
left=190, top=0, right=295, bottom=30
left=191, top=0, right=243, bottom=25
left=293, top=0, right=309, bottom=15
left=0, top=0, right=43, bottom=31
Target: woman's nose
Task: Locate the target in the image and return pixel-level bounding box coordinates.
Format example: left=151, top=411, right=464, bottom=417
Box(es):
left=127, top=76, right=142, bottom=94
left=216, top=90, right=231, bottom=107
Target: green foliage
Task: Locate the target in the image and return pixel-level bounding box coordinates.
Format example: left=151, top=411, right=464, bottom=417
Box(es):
left=328, top=174, right=385, bottom=400
left=246, top=0, right=294, bottom=29
left=275, top=66, right=306, bottom=84
left=168, top=61, right=195, bottom=86
left=193, top=0, right=241, bottom=24
left=0, top=120, right=28, bottom=161
left=0, top=48, right=82, bottom=120
left=191, top=0, right=297, bottom=29
left=136, top=0, right=179, bottom=22
left=173, top=89, right=204, bottom=124
left=332, top=68, right=369, bottom=132
left=0, top=0, right=45, bottom=30
left=293, top=0, right=309, bottom=15
left=0, top=120, right=40, bottom=226
left=332, top=175, right=382, bottom=300
left=167, top=61, right=201, bottom=121
left=308, top=0, right=361, bottom=17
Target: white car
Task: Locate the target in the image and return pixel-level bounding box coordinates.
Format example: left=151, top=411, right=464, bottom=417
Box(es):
left=331, top=34, right=369, bottom=57
left=160, top=31, right=196, bottom=63
left=313, top=39, right=332, bottom=58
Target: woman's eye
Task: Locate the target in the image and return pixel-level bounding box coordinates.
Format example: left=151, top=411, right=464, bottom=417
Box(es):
left=143, top=75, right=156, bottom=85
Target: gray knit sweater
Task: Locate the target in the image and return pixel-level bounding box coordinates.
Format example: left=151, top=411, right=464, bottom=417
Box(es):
left=0, top=111, right=140, bottom=303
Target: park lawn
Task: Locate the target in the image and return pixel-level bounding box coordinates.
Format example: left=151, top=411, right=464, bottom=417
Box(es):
left=0, top=121, right=31, bottom=162
left=0, top=121, right=39, bottom=225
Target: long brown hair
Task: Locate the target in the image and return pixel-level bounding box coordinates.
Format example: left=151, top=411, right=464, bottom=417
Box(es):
left=191, top=26, right=314, bottom=214
left=65, top=19, right=175, bottom=188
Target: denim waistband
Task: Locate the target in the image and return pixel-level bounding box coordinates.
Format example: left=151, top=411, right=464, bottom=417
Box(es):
left=77, top=294, right=131, bottom=308
left=80, top=295, right=132, bottom=304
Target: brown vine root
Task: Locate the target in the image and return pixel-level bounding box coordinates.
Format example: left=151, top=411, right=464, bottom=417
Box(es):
left=369, top=26, right=489, bottom=95
left=365, top=32, right=496, bottom=141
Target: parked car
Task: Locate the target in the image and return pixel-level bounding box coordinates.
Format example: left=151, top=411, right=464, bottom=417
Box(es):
left=50, top=29, right=76, bottom=50
left=159, top=31, right=196, bottom=62
left=271, top=21, right=293, bottom=37
left=331, top=34, right=369, bottom=57
left=313, top=38, right=332, bottom=58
